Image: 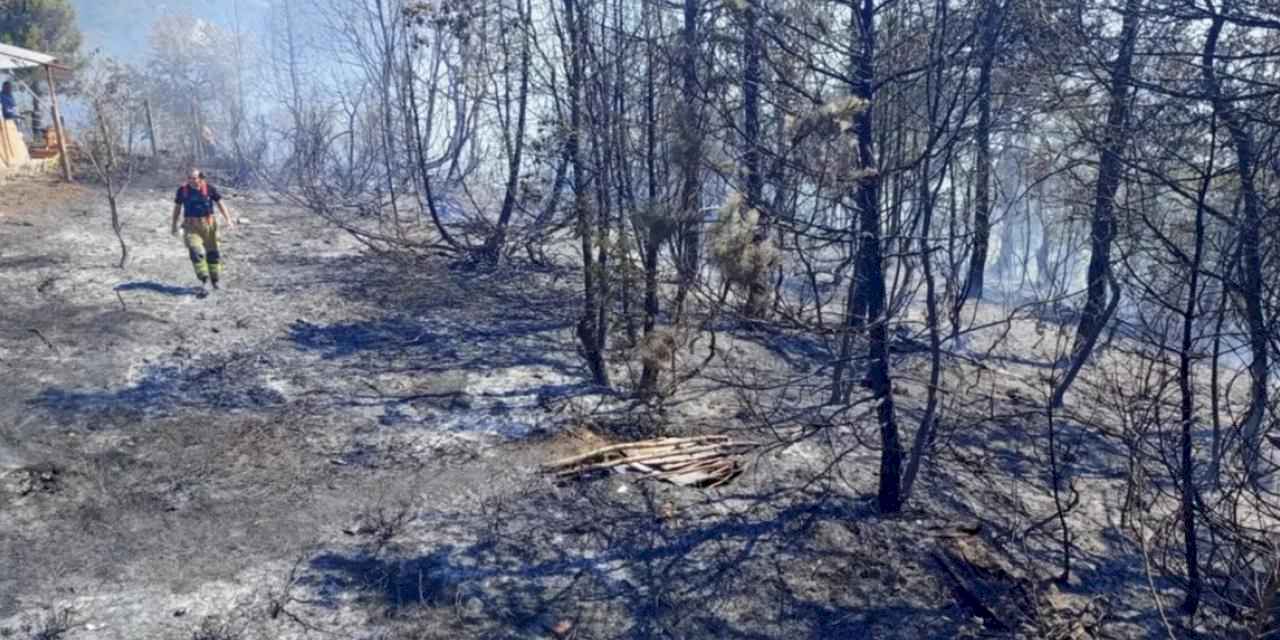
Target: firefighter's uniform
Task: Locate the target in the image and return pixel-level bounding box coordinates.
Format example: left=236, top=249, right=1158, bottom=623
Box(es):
left=175, top=181, right=225, bottom=283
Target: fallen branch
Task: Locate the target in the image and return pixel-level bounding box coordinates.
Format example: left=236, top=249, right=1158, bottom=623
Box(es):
left=28, top=329, right=59, bottom=355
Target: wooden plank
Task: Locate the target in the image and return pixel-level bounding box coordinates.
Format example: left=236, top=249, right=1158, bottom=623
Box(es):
left=704, top=463, right=741, bottom=488
left=0, top=120, right=17, bottom=166
left=664, top=470, right=719, bottom=486
left=555, top=449, right=725, bottom=477
left=667, top=460, right=737, bottom=487
left=653, top=457, right=730, bottom=477
left=554, top=442, right=755, bottom=476
left=542, top=436, right=728, bottom=469
left=45, top=65, right=72, bottom=182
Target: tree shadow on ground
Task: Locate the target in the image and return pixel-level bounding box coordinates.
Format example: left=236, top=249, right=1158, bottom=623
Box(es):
left=286, top=315, right=574, bottom=376
left=942, top=415, right=1127, bottom=484
left=300, top=485, right=962, bottom=639
left=279, top=257, right=590, bottom=407
left=29, top=358, right=286, bottom=425
left=713, top=320, right=836, bottom=374
left=27, top=253, right=593, bottom=433
left=114, top=281, right=205, bottom=297
left=289, top=317, right=443, bottom=360
left=0, top=254, right=68, bottom=270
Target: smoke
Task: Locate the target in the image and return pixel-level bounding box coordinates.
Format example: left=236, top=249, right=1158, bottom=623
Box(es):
left=71, top=0, right=270, bottom=62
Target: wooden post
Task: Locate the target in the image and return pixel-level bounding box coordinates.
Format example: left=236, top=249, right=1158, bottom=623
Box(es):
left=144, top=99, right=158, bottom=157
left=192, top=100, right=204, bottom=162
left=190, top=101, right=198, bottom=161
left=45, top=65, right=72, bottom=182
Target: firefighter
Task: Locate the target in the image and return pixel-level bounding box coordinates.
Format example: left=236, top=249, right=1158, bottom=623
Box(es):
left=171, top=169, right=235, bottom=290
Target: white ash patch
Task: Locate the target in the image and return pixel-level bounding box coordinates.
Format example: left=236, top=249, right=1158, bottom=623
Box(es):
left=430, top=365, right=577, bottom=443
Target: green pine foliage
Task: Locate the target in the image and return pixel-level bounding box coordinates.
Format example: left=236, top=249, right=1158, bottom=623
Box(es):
left=0, top=0, right=82, bottom=62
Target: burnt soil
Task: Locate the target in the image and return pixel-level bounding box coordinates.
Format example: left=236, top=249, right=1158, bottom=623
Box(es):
left=0, top=175, right=1181, bottom=639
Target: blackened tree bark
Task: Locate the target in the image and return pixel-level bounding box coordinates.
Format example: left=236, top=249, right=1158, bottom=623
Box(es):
left=847, top=0, right=903, bottom=513
left=901, top=0, right=952, bottom=506
left=607, top=0, right=639, bottom=346
left=564, top=0, right=608, bottom=386
left=1173, top=100, right=1216, bottom=617
left=481, top=0, right=532, bottom=264
left=1200, top=8, right=1269, bottom=483
left=672, top=0, right=703, bottom=322
left=741, top=0, right=769, bottom=318
left=637, top=0, right=665, bottom=397
left=403, top=22, right=454, bottom=250
left=584, top=2, right=613, bottom=385
left=1051, top=0, right=1142, bottom=409
left=960, top=0, right=1002, bottom=305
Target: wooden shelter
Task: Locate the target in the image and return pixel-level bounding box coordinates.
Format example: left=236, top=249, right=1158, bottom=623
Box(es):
left=0, top=42, right=72, bottom=181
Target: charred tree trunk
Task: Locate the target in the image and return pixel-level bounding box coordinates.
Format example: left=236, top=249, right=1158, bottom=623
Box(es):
left=960, top=0, right=1001, bottom=305
left=1201, top=10, right=1269, bottom=484
left=585, top=5, right=613, bottom=384
left=1051, top=0, right=1141, bottom=409
left=1174, top=99, right=1216, bottom=618
left=481, top=0, right=532, bottom=264
left=901, top=0, right=953, bottom=507
left=672, top=0, right=703, bottom=322
left=741, top=0, right=769, bottom=318
left=848, top=0, right=903, bottom=513
left=373, top=0, right=401, bottom=230
left=403, top=20, right=462, bottom=251
left=609, top=0, right=639, bottom=346
left=638, top=3, right=664, bottom=397
left=565, top=0, right=608, bottom=387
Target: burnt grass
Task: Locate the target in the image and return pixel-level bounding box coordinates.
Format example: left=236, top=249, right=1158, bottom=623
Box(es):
left=0, top=177, right=1185, bottom=639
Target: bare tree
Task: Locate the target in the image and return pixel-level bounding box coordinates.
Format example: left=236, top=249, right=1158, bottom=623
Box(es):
left=1051, top=0, right=1143, bottom=409
left=81, top=59, right=143, bottom=270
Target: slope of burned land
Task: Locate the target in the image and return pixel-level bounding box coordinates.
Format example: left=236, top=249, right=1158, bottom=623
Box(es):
left=0, top=175, right=1228, bottom=639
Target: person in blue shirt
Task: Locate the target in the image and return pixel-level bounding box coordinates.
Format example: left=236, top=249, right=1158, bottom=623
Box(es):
left=0, top=81, right=18, bottom=121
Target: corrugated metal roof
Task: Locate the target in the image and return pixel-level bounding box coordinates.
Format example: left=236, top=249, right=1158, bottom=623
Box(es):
left=0, top=42, right=57, bottom=71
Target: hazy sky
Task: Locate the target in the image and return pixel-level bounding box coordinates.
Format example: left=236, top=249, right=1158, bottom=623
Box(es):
left=72, top=0, right=270, bottom=62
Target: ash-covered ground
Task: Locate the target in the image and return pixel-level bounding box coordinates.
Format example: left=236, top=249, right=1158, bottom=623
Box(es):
left=0, top=175, right=1226, bottom=639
